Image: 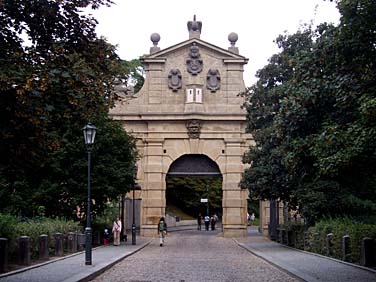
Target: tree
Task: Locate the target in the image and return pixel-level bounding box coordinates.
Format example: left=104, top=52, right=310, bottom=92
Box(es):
left=241, top=0, right=376, bottom=225
left=166, top=177, right=222, bottom=217
left=0, top=0, right=138, bottom=218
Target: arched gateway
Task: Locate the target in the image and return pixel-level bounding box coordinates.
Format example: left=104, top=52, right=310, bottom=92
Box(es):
left=110, top=16, right=253, bottom=237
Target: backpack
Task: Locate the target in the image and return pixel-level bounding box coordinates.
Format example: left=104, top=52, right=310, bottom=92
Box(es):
left=159, top=221, right=165, bottom=232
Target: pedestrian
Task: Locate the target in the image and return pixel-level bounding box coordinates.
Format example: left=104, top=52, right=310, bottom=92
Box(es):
left=204, top=215, right=210, bottom=231
left=103, top=228, right=110, bottom=245
left=157, top=216, right=168, bottom=246
left=213, top=213, right=218, bottom=228
left=210, top=216, right=216, bottom=230
left=112, top=216, right=122, bottom=246
left=250, top=213, right=256, bottom=225
left=197, top=213, right=203, bottom=230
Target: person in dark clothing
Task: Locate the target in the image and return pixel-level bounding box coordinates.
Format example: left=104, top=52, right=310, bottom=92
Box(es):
left=210, top=216, right=216, bottom=230
left=157, top=217, right=168, bottom=246
left=197, top=213, right=202, bottom=230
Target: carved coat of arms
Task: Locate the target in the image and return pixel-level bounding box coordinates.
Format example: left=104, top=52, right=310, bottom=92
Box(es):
left=206, top=69, right=221, bottom=92
left=186, top=43, right=203, bottom=75
left=168, top=69, right=182, bottom=91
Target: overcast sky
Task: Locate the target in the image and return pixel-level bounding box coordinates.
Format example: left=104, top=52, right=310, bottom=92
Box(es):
left=91, top=0, right=340, bottom=86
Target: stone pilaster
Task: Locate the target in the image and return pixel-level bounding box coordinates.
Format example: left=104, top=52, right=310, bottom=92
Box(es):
left=141, top=138, right=166, bottom=237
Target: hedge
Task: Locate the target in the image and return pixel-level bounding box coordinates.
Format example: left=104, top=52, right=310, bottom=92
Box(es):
left=305, top=217, right=376, bottom=264
left=0, top=214, right=81, bottom=262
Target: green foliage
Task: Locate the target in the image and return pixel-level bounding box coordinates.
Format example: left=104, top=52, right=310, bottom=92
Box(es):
left=0, top=213, right=80, bottom=262
left=119, top=59, right=145, bottom=93
left=306, top=217, right=376, bottom=264
left=92, top=200, right=119, bottom=233
left=241, top=0, right=376, bottom=225
left=166, top=177, right=222, bottom=217
left=0, top=0, right=138, bottom=218
left=247, top=199, right=260, bottom=218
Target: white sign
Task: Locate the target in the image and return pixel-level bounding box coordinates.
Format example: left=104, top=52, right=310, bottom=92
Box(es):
left=200, top=198, right=208, bottom=203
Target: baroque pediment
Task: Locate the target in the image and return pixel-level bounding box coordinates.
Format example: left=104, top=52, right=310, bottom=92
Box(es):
left=142, top=38, right=248, bottom=63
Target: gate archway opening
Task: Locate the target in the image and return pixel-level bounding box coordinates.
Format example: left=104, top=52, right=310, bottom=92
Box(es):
left=166, top=154, right=223, bottom=222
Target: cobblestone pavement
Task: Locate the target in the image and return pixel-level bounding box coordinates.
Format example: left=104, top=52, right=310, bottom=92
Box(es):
left=91, top=230, right=298, bottom=282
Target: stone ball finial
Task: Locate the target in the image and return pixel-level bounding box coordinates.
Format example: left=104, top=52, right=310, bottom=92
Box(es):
left=228, top=32, right=238, bottom=46
left=150, top=33, right=161, bottom=46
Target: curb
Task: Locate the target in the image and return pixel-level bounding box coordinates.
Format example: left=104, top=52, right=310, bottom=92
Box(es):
left=75, top=238, right=153, bottom=282
left=280, top=243, right=376, bottom=274
left=0, top=245, right=105, bottom=279
left=233, top=238, right=306, bottom=282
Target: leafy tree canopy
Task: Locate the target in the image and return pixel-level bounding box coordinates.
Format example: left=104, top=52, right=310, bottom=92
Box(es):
left=0, top=0, right=138, bottom=218
left=166, top=177, right=222, bottom=217
left=241, top=0, right=376, bottom=225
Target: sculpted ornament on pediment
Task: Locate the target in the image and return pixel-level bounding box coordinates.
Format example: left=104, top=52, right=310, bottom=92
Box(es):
left=206, top=68, right=220, bottom=92
left=168, top=69, right=182, bottom=91
left=186, top=43, right=203, bottom=75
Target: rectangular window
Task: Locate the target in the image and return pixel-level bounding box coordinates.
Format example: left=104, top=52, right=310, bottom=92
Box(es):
left=186, top=89, right=194, bottom=103
left=195, top=88, right=202, bottom=103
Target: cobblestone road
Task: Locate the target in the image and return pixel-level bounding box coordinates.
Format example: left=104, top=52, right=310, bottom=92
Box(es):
left=92, top=230, right=298, bottom=282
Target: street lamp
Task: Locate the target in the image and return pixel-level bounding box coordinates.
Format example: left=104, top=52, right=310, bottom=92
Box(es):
left=82, top=123, right=97, bottom=265
left=206, top=183, right=209, bottom=216
left=131, top=184, right=141, bottom=245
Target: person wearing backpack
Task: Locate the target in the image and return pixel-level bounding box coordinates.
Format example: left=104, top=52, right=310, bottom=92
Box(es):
left=157, top=217, right=167, bottom=246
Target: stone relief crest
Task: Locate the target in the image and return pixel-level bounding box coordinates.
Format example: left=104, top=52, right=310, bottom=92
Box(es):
left=186, top=119, right=202, bottom=139
left=206, top=69, right=221, bottom=92
left=168, top=69, right=182, bottom=91
left=113, top=77, right=134, bottom=97
left=186, top=43, right=203, bottom=75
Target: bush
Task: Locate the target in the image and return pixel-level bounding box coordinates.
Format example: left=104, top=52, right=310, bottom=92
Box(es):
left=305, top=217, right=376, bottom=264
left=279, top=221, right=305, bottom=249
left=0, top=214, right=82, bottom=262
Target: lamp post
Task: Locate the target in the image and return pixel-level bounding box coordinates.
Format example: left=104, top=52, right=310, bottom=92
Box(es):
left=131, top=184, right=141, bottom=245
left=206, top=183, right=209, bottom=216
left=82, top=123, right=97, bottom=265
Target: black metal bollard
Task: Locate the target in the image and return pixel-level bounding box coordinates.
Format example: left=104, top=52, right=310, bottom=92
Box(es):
left=54, top=233, right=64, bottom=256
left=18, top=236, right=30, bottom=265
left=342, top=235, right=351, bottom=262
left=361, top=237, right=376, bottom=267
left=0, top=238, right=8, bottom=273
left=39, top=235, right=49, bottom=260
left=67, top=232, right=77, bottom=253
left=77, top=233, right=85, bottom=251
left=326, top=233, right=333, bottom=256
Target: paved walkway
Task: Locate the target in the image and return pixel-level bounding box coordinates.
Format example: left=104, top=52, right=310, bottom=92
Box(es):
left=235, top=227, right=376, bottom=282
left=1, top=226, right=375, bottom=282
left=0, top=237, right=152, bottom=282
left=92, top=229, right=297, bottom=282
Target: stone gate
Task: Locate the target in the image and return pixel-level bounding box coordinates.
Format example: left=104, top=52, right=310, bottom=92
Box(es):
left=109, top=16, right=253, bottom=237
